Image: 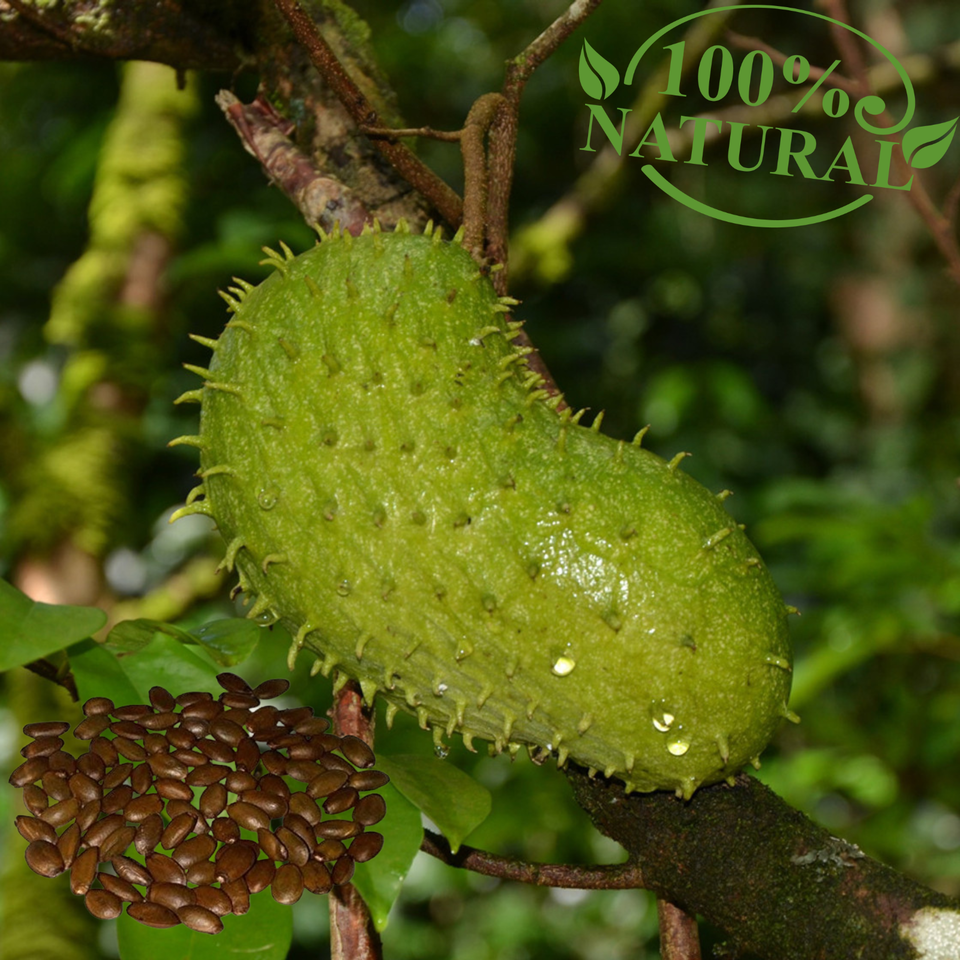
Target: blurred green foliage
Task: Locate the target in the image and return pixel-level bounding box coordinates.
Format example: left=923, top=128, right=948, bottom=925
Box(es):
left=3, top=1, right=960, bottom=958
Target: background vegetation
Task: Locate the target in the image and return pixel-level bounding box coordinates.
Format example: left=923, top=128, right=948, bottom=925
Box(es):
left=2, top=1, right=960, bottom=957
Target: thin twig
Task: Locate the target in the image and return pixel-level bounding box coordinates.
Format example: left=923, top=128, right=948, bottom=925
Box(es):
left=362, top=125, right=463, bottom=143
left=421, top=829, right=646, bottom=889
left=658, top=899, right=702, bottom=960
left=461, top=93, right=507, bottom=259
left=270, top=0, right=463, bottom=227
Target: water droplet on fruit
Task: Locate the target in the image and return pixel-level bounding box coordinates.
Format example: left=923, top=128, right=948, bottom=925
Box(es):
left=258, top=488, right=279, bottom=510
left=336, top=580, right=352, bottom=597
left=667, top=739, right=690, bottom=756
left=434, top=744, right=449, bottom=759
left=764, top=655, right=792, bottom=671
left=552, top=656, right=576, bottom=677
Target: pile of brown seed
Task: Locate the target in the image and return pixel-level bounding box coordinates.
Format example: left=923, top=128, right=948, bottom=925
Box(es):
left=9, top=674, right=388, bottom=934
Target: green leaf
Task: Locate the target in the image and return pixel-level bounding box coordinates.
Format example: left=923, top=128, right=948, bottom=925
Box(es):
left=901, top=117, right=958, bottom=168
left=69, top=639, right=141, bottom=707
left=116, top=633, right=222, bottom=701
left=192, top=618, right=261, bottom=666
left=375, top=754, right=491, bottom=853
left=350, top=781, right=423, bottom=931
left=116, top=886, right=293, bottom=960
left=107, top=618, right=194, bottom=652
left=579, top=39, right=619, bottom=101
left=0, top=578, right=106, bottom=672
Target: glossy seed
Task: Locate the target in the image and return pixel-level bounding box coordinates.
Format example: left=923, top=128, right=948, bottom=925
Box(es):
left=272, top=863, right=304, bottom=904
left=173, top=835, right=217, bottom=869
left=113, top=704, right=153, bottom=721
left=102, top=764, right=133, bottom=791
left=140, top=711, right=178, bottom=730
left=316, top=819, right=363, bottom=840
left=248, top=707, right=280, bottom=736
left=278, top=707, right=313, bottom=728
left=212, top=817, right=241, bottom=843
left=143, top=733, right=169, bottom=755
left=287, top=760, right=323, bottom=783
left=240, top=789, right=288, bottom=818
left=149, top=686, right=176, bottom=711
left=294, top=716, right=330, bottom=736
left=75, top=800, right=101, bottom=835
left=209, top=716, right=245, bottom=746
left=197, top=738, right=235, bottom=763
left=261, top=751, right=286, bottom=775
left=227, top=801, right=270, bottom=831
left=70, top=846, right=99, bottom=894
left=182, top=700, right=222, bottom=721
left=15, top=815, right=57, bottom=844
left=22, top=784, right=48, bottom=815
left=233, top=737, right=260, bottom=773
left=68, top=771, right=101, bottom=803
left=186, top=859, right=217, bottom=885
left=40, top=796, right=79, bottom=827
left=348, top=831, right=384, bottom=862
left=316, top=838, right=347, bottom=861
left=84, top=814, right=125, bottom=849
left=303, top=860, right=334, bottom=894
left=186, top=763, right=230, bottom=786
left=258, top=774, right=291, bottom=799
left=160, top=812, right=195, bottom=850
left=245, top=858, right=276, bottom=894
left=41, top=770, right=72, bottom=801
left=128, top=901, right=180, bottom=928
left=283, top=812, right=315, bottom=845
left=349, top=770, right=390, bottom=791
left=166, top=727, right=196, bottom=749
left=353, top=794, right=386, bottom=826
left=146, top=852, right=187, bottom=885
left=9, top=757, right=49, bottom=786
left=339, top=735, right=375, bottom=768
left=111, top=720, right=147, bottom=740
left=288, top=793, right=322, bottom=825
left=199, top=783, right=228, bottom=819
left=114, top=739, right=147, bottom=762
left=82, top=697, right=114, bottom=716
left=147, top=754, right=186, bottom=780
left=149, top=884, right=197, bottom=910
left=131, top=763, right=154, bottom=796
left=276, top=827, right=310, bottom=866
left=257, top=828, right=287, bottom=862
left=222, top=878, right=250, bottom=915
left=253, top=678, right=289, bottom=699
left=307, top=769, right=348, bottom=799
left=156, top=778, right=193, bottom=801
left=135, top=814, right=164, bottom=855
left=85, top=888, right=122, bottom=919
left=24, top=721, right=70, bottom=738
left=100, top=825, right=136, bottom=860
left=171, top=749, right=208, bottom=768
left=332, top=857, right=355, bottom=885
left=99, top=872, right=144, bottom=902
left=21, top=736, right=63, bottom=759
left=48, top=750, right=78, bottom=774
left=126, top=794, right=164, bottom=822
left=221, top=692, right=260, bottom=710
left=57, top=822, right=82, bottom=866
left=178, top=903, right=223, bottom=935
left=216, top=842, right=257, bottom=882
left=102, top=785, right=134, bottom=815
left=216, top=672, right=253, bottom=694
left=324, top=787, right=359, bottom=815
left=175, top=690, right=212, bottom=706
left=75, top=715, right=112, bottom=740
left=25, top=839, right=65, bottom=877
left=320, top=753, right=355, bottom=775
left=90, top=738, right=119, bottom=766
left=224, top=771, right=257, bottom=795
left=77, top=753, right=106, bottom=781
left=194, top=884, right=232, bottom=916
left=113, top=854, right=153, bottom=886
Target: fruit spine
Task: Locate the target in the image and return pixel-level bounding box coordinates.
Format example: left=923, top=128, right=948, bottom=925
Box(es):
left=171, top=221, right=794, bottom=799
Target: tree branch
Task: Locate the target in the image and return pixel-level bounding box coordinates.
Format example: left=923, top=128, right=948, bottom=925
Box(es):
left=658, top=900, right=702, bottom=960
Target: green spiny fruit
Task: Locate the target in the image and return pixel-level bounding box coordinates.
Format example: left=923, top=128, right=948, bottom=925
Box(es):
left=172, top=222, right=793, bottom=799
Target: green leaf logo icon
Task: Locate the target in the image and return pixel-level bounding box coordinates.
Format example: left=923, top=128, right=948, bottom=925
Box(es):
left=579, top=39, right=620, bottom=100
left=901, top=117, right=958, bottom=169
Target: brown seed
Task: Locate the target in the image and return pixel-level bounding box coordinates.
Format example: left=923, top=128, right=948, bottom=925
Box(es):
left=146, top=852, right=187, bottom=885
left=175, top=690, right=213, bottom=706
left=212, top=817, right=240, bottom=843
left=15, top=815, right=57, bottom=844
left=102, top=785, right=134, bottom=815
left=21, top=736, right=63, bottom=759
left=234, top=737, right=261, bottom=772
left=90, top=737, right=119, bottom=766
left=332, top=857, right=355, bottom=885
left=111, top=720, right=147, bottom=740
left=171, top=749, right=208, bottom=768
left=84, top=814, right=125, bottom=849
left=48, top=748, right=77, bottom=772
left=40, top=796, right=79, bottom=827
left=222, top=878, right=250, bottom=915
left=41, top=770, right=72, bottom=801
left=77, top=753, right=106, bottom=781
left=316, top=838, right=348, bottom=861
left=287, top=760, right=323, bottom=783
left=134, top=814, right=164, bottom=855
left=227, top=801, right=270, bottom=831
left=324, top=787, right=359, bottom=815
left=294, top=716, right=330, bottom=736
left=99, top=872, right=144, bottom=902
left=100, top=825, right=136, bottom=860
left=348, top=832, right=384, bottom=863
left=209, top=716, right=245, bottom=746
left=282, top=813, right=315, bottom=846
left=113, top=704, right=153, bottom=721
left=259, top=774, right=291, bottom=799
left=253, top=678, right=290, bottom=699
left=194, top=884, right=232, bottom=916
left=178, top=903, right=223, bottom=935
left=182, top=700, right=222, bottom=721
left=128, top=901, right=181, bottom=928
left=75, top=715, right=112, bottom=740
left=69, top=771, right=102, bottom=803
left=9, top=756, right=49, bottom=786
left=216, top=842, right=257, bottom=882
left=199, top=783, right=227, bottom=819
left=156, top=778, right=193, bottom=801
left=71, top=846, right=99, bottom=894
left=25, top=839, right=65, bottom=877
left=76, top=799, right=102, bottom=832
left=320, top=753, right=355, bottom=776
left=261, top=751, right=287, bottom=775
left=223, top=706, right=252, bottom=728
left=248, top=706, right=280, bottom=736
left=57, top=822, right=82, bottom=866
left=85, top=888, right=122, bottom=920
left=131, top=763, right=153, bottom=796
left=167, top=799, right=202, bottom=822
left=245, top=858, right=276, bottom=894
left=149, top=686, right=176, bottom=711
left=272, top=863, right=304, bottom=904
left=114, top=739, right=147, bottom=762
left=172, top=834, right=217, bottom=868
left=307, top=769, right=348, bottom=799
left=102, top=763, right=133, bottom=791
left=22, top=784, right=48, bottom=816
left=216, top=672, right=253, bottom=694
left=240, top=789, right=288, bottom=819
left=24, top=720, right=70, bottom=738
left=126, top=793, right=164, bottom=822
left=195, top=738, right=234, bottom=763
left=315, top=819, right=363, bottom=840
left=278, top=707, right=313, bottom=728
left=288, top=740, right=328, bottom=761
left=256, top=828, right=287, bottom=862
left=82, top=697, right=114, bottom=716
left=140, top=711, right=178, bottom=730
left=267, top=732, right=305, bottom=750
left=143, top=733, right=169, bottom=755
left=149, top=884, right=197, bottom=910
left=353, top=794, right=386, bottom=826
left=221, top=692, right=259, bottom=710
left=160, top=812, right=195, bottom=850
left=288, top=792, right=322, bottom=826
left=112, top=855, right=153, bottom=886
left=166, top=727, right=196, bottom=749
left=186, top=859, right=217, bottom=885
left=302, top=860, right=334, bottom=895
left=338, top=735, right=375, bottom=768
left=147, top=753, right=187, bottom=780
left=224, top=772, right=257, bottom=796
left=179, top=718, right=210, bottom=739
left=349, top=770, right=391, bottom=792
left=186, top=763, right=230, bottom=786
left=275, top=827, right=310, bottom=866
